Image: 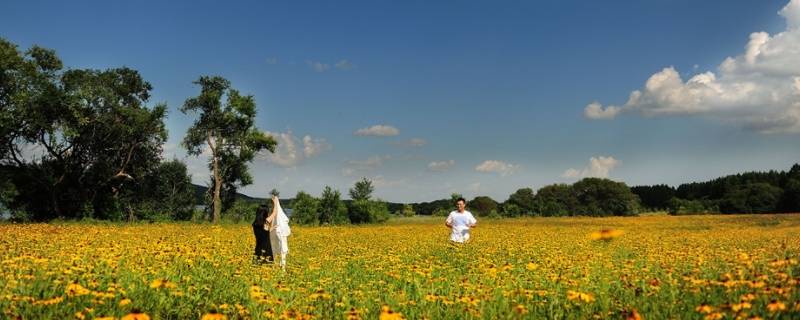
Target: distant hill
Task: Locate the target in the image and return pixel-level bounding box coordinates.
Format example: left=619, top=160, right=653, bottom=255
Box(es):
left=192, top=184, right=267, bottom=205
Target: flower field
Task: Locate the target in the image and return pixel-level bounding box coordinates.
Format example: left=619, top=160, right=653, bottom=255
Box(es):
left=2, top=214, right=799, bottom=319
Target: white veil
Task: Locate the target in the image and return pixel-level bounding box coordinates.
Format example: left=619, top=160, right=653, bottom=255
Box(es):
left=274, top=199, right=291, bottom=237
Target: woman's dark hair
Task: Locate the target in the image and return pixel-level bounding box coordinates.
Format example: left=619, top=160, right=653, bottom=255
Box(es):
left=253, top=204, right=270, bottom=226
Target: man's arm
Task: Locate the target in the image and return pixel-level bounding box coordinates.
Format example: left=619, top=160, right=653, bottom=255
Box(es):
left=445, top=214, right=452, bottom=228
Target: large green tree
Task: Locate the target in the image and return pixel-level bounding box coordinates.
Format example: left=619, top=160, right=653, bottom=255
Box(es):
left=504, top=187, right=536, bottom=216
left=181, top=76, right=276, bottom=223
left=0, top=38, right=167, bottom=220
left=532, top=184, right=578, bottom=217
left=571, top=178, right=640, bottom=216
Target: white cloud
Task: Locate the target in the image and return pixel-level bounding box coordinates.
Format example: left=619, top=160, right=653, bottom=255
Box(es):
left=586, top=0, right=800, bottom=133
left=393, top=138, right=427, bottom=147
left=354, top=124, right=400, bottom=137
left=584, top=101, right=621, bottom=120
left=262, top=131, right=330, bottom=168
left=306, top=60, right=330, bottom=72
left=428, top=160, right=455, bottom=172
left=475, top=160, right=518, bottom=176
left=335, top=59, right=354, bottom=70
left=561, top=156, right=620, bottom=179
left=302, top=135, right=331, bottom=158
left=342, top=155, right=390, bottom=176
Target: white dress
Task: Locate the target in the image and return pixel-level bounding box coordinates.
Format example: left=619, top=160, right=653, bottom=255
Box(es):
left=270, top=201, right=291, bottom=255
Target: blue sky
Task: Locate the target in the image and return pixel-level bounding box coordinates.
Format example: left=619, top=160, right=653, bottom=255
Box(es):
left=3, top=0, right=800, bottom=202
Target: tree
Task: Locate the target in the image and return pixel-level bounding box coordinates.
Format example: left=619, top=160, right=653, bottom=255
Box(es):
left=469, top=196, right=498, bottom=217
left=347, top=178, right=390, bottom=223
left=779, top=178, right=800, bottom=213
left=291, top=191, right=320, bottom=225
left=572, top=178, right=640, bottom=216
left=349, top=199, right=390, bottom=224
left=400, top=204, right=415, bottom=217
left=500, top=202, right=523, bottom=217
left=0, top=38, right=168, bottom=220
left=349, top=177, right=374, bottom=201
left=720, top=183, right=783, bottom=214
left=143, top=160, right=195, bottom=220
left=533, top=184, right=577, bottom=217
left=181, top=76, right=277, bottom=223
left=504, top=188, right=535, bottom=215
left=631, top=184, right=676, bottom=210
left=319, top=186, right=349, bottom=224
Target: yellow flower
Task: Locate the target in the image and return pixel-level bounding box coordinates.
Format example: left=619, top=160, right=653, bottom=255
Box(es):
left=149, top=279, right=177, bottom=289
left=121, top=311, right=151, bottom=320
left=513, top=304, right=528, bottom=315
left=119, top=298, right=132, bottom=306
left=344, top=308, right=361, bottom=320
left=526, top=262, right=539, bottom=271
left=590, top=229, right=623, bottom=241
left=623, top=309, right=641, bottom=320
left=704, top=312, right=723, bottom=320
left=566, top=290, right=595, bottom=303
left=379, top=305, right=404, bottom=320
left=66, top=283, right=91, bottom=297
left=766, top=300, right=786, bottom=313
left=201, top=311, right=227, bottom=320
left=695, top=304, right=713, bottom=314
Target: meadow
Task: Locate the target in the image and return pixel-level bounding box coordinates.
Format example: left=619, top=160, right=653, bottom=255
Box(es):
left=1, top=214, right=799, bottom=319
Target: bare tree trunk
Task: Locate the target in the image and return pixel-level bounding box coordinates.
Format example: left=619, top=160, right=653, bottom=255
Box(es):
left=208, top=131, right=222, bottom=223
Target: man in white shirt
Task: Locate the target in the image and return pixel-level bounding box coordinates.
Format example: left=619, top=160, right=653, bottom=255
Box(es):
left=445, top=197, right=477, bottom=243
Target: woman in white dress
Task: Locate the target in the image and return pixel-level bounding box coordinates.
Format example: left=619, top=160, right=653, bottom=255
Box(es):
left=266, top=194, right=291, bottom=269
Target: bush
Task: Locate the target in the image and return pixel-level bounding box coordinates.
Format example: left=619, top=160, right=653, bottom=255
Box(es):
left=349, top=200, right=390, bottom=224
left=291, top=191, right=320, bottom=225
left=223, top=201, right=259, bottom=223
left=667, top=198, right=719, bottom=215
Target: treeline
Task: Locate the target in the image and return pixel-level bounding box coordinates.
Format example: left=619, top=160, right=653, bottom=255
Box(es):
left=631, top=164, right=800, bottom=215
left=407, top=177, right=641, bottom=218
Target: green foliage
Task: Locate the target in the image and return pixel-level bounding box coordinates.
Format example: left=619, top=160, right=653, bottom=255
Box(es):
left=222, top=201, right=259, bottom=223
left=319, top=186, right=349, bottom=225
left=667, top=198, right=719, bottom=215
left=0, top=38, right=167, bottom=220
left=431, top=207, right=449, bottom=216
left=504, top=188, right=535, bottom=215
left=399, top=204, right=415, bottom=217
left=572, top=178, right=640, bottom=216
left=533, top=184, right=577, bottom=217
left=469, top=196, right=498, bottom=217
left=720, top=183, right=783, bottom=214
left=349, top=177, right=374, bottom=202
left=631, top=184, right=676, bottom=210
left=181, top=76, right=277, bottom=223
left=139, top=160, right=196, bottom=220
left=780, top=178, right=800, bottom=213
left=500, top=202, right=523, bottom=217
left=290, top=191, right=320, bottom=225
left=348, top=199, right=390, bottom=224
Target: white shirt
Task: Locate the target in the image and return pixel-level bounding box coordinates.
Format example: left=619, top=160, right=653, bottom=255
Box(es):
left=446, top=210, right=477, bottom=243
